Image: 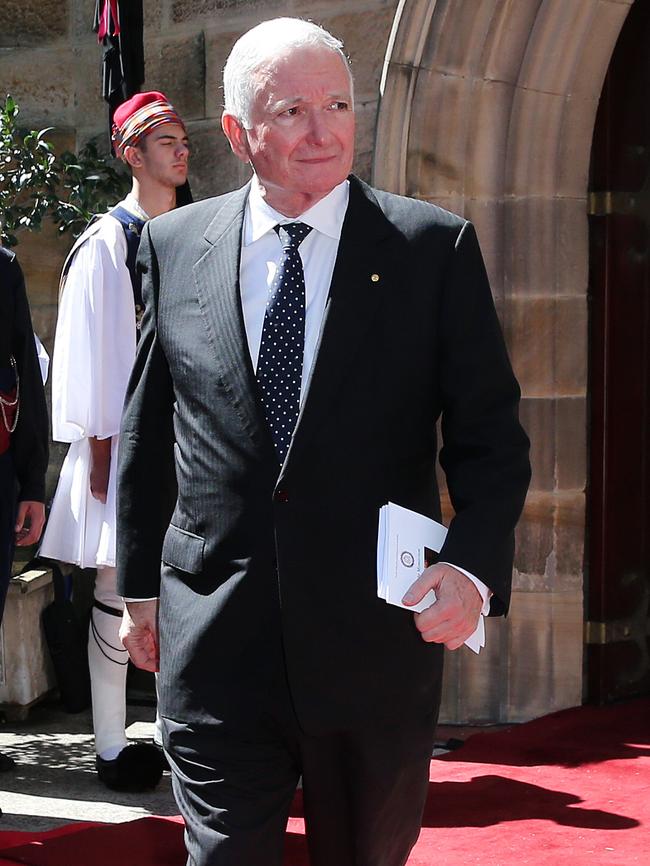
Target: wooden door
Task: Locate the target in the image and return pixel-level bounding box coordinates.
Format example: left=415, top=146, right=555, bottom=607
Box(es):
left=587, top=0, right=650, bottom=703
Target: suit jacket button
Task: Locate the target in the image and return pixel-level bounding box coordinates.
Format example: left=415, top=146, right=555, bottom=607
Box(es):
left=275, top=489, right=289, bottom=502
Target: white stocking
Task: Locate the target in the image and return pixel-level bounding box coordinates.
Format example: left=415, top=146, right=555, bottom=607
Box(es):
left=88, top=566, right=128, bottom=760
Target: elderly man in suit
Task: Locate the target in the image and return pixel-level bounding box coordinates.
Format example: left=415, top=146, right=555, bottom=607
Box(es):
left=117, top=17, right=530, bottom=866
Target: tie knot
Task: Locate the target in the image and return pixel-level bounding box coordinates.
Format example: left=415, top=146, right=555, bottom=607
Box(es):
left=275, top=222, right=312, bottom=250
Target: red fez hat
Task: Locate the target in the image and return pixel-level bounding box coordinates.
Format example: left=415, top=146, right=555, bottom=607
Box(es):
left=113, top=91, right=170, bottom=130
left=112, top=91, right=185, bottom=155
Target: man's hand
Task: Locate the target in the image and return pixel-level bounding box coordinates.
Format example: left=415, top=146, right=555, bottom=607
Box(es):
left=120, top=600, right=160, bottom=672
left=89, top=437, right=112, bottom=503
left=403, top=563, right=483, bottom=651
left=14, top=500, right=46, bottom=546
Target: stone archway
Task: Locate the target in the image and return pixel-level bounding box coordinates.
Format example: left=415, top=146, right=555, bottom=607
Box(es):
left=374, top=0, right=634, bottom=723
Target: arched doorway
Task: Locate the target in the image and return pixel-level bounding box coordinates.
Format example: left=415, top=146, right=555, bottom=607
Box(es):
left=587, top=0, right=650, bottom=703
left=374, top=0, right=635, bottom=722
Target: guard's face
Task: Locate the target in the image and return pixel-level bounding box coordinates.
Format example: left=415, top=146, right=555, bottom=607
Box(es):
left=134, top=123, right=190, bottom=189
left=223, top=46, right=355, bottom=215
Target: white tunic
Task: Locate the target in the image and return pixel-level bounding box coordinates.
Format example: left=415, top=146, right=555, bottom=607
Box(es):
left=40, top=209, right=137, bottom=568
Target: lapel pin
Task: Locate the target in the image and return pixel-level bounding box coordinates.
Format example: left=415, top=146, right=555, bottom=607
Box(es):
left=370, top=273, right=380, bottom=283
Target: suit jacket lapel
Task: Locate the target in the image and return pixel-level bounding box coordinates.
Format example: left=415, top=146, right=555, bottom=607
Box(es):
left=282, top=177, right=396, bottom=471
left=192, top=178, right=397, bottom=467
left=193, top=184, right=273, bottom=452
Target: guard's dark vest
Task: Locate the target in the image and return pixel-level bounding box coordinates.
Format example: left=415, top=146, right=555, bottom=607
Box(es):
left=109, top=205, right=146, bottom=312
left=108, top=206, right=146, bottom=334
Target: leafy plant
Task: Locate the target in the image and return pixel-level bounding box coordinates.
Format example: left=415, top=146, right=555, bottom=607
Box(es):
left=0, top=94, right=130, bottom=247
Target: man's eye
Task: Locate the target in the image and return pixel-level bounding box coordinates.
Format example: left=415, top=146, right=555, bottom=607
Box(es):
left=330, top=101, right=349, bottom=111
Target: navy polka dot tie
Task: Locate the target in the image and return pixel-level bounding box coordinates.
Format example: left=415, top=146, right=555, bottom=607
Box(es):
left=257, top=222, right=312, bottom=462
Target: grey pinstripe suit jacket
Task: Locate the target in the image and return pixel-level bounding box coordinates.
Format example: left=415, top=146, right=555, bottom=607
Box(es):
left=116, top=175, right=530, bottom=734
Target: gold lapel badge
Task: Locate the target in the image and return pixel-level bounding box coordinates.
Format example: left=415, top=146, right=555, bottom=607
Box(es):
left=370, top=273, right=380, bottom=283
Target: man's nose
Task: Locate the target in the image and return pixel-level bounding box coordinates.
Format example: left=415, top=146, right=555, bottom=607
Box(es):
left=306, top=111, right=330, bottom=145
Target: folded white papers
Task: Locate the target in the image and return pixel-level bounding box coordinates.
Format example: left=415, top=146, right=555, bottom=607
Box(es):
left=377, top=502, right=485, bottom=653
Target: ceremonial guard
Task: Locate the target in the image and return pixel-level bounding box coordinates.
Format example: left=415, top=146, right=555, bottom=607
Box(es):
left=40, top=91, right=190, bottom=791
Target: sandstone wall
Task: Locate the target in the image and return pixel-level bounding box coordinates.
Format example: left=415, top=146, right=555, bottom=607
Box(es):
left=375, top=0, right=634, bottom=722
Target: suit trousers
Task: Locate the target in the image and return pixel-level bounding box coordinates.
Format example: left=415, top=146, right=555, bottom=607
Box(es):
left=162, top=656, right=439, bottom=866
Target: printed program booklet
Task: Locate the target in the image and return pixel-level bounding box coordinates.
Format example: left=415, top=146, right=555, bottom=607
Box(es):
left=377, top=502, right=485, bottom=653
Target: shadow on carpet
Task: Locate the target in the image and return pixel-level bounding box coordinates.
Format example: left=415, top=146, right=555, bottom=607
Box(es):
left=0, top=698, right=647, bottom=865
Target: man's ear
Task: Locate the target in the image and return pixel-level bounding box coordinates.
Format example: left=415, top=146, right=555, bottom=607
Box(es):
left=222, top=112, right=250, bottom=164
left=123, top=145, right=143, bottom=170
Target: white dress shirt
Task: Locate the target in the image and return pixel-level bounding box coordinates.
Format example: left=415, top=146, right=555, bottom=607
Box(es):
left=240, top=177, right=349, bottom=397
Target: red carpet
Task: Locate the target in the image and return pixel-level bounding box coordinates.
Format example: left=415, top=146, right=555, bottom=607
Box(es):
left=1, top=699, right=648, bottom=865
left=0, top=817, right=186, bottom=865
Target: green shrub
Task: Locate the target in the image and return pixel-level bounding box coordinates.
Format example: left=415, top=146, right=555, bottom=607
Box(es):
left=0, top=94, right=129, bottom=247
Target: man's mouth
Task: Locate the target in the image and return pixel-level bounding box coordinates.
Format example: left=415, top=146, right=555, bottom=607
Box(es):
left=299, top=156, right=337, bottom=164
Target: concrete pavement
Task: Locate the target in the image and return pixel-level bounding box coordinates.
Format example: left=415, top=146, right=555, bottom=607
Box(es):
left=0, top=697, right=178, bottom=833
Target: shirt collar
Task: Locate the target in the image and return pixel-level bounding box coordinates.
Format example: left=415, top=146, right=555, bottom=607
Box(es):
left=243, top=177, right=349, bottom=246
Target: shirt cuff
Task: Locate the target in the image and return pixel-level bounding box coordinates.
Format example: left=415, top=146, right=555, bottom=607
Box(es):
left=438, top=562, right=492, bottom=616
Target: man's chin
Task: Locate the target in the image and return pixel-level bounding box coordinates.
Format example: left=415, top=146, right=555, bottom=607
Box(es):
left=298, top=169, right=350, bottom=194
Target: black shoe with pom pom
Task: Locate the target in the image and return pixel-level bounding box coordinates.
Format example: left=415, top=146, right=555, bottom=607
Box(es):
left=95, top=742, right=165, bottom=792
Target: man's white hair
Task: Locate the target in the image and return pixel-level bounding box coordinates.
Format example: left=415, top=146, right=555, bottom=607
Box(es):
left=223, top=17, right=353, bottom=129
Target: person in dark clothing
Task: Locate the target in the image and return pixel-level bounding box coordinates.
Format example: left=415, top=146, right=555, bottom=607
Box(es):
left=0, top=246, right=49, bottom=772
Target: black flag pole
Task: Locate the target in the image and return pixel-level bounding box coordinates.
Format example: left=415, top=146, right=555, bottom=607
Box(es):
left=93, top=0, right=193, bottom=204
left=93, top=0, right=144, bottom=149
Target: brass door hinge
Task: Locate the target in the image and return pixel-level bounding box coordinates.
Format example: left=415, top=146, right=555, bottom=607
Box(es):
left=585, top=616, right=650, bottom=645
left=588, top=190, right=614, bottom=216
left=588, top=187, right=648, bottom=219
